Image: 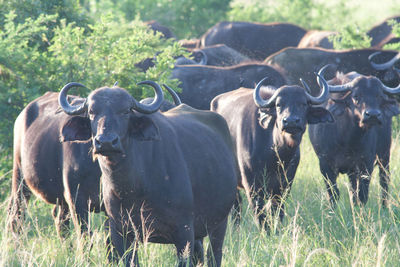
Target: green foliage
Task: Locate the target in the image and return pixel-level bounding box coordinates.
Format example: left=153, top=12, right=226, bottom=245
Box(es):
left=227, top=0, right=350, bottom=30
left=330, top=24, right=372, bottom=50
left=0, top=0, right=89, bottom=27
left=0, top=0, right=91, bottom=50
left=0, top=12, right=57, bottom=176
left=84, top=0, right=231, bottom=39
left=48, top=15, right=184, bottom=97
left=0, top=11, right=185, bottom=184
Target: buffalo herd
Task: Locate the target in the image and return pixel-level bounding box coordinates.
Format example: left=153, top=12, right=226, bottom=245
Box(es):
left=8, top=16, right=400, bottom=266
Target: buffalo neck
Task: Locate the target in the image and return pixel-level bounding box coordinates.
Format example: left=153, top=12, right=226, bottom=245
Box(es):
left=333, top=110, right=378, bottom=152
left=272, top=123, right=303, bottom=156
left=97, top=138, right=153, bottom=198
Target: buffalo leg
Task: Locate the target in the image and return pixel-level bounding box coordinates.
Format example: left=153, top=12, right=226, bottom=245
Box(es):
left=63, top=169, right=91, bottom=235
left=319, top=160, right=339, bottom=206
left=378, top=155, right=390, bottom=208
left=8, top=162, right=31, bottom=232
left=108, top=217, right=137, bottom=266
left=358, top=171, right=371, bottom=205
left=349, top=170, right=371, bottom=206
left=174, top=221, right=195, bottom=267
left=252, top=188, right=268, bottom=230
left=271, top=195, right=285, bottom=223
left=193, top=238, right=204, bottom=266
left=207, top=218, right=228, bottom=267
left=64, top=189, right=91, bottom=235
left=231, top=190, right=242, bottom=227
left=52, top=200, right=71, bottom=238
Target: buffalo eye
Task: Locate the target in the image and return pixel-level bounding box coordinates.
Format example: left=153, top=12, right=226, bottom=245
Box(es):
left=122, top=109, right=131, bottom=115
left=88, top=109, right=95, bottom=119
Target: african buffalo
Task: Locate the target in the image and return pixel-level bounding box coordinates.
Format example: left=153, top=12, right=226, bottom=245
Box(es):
left=136, top=50, right=206, bottom=72
left=367, top=15, right=400, bottom=47
left=8, top=84, right=181, bottom=237
left=309, top=65, right=400, bottom=207
left=297, top=30, right=337, bottom=49
left=145, top=20, right=176, bottom=40
left=9, top=92, right=103, bottom=237
left=140, top=83, right=182, bottom=111
left=193, top=44, right=250, bottom=66
left=369, top=51, right=400, bottom=72
left=201, top=21, right=307, bottom=60
left=172, top=63, right=287, bottom=110
left=178, top=39, right=201, bottom=50
left=175, top=44, right=250, bottom=67
left=211, top=74, right=333, bottom=229
left=265, top=47, right=400, bottom=94
left=58, top=81, right=238, bottom=266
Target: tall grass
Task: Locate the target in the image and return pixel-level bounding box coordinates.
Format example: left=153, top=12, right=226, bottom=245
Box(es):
left=2, top=131, right=400, bottom=266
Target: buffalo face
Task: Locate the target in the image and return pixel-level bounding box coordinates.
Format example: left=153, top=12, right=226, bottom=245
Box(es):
left=254, top=75, right=334, bottom=146
left=357, top=77, right=400, bottom=128
left=328, top=76, right=400, bottom=129
left=273, top=87, right=313, bottom=135
left=59, top=81, right=164, bottom=160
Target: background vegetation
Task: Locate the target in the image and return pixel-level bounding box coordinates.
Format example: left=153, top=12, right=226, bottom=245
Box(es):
left=1, top=0, right=400, bottom=266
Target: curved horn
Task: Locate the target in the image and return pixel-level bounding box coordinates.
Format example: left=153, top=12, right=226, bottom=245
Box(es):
left=317, top=64, right=353, bottom=93
left=299, top=78, right=311, bottom=94
left=303, top=73, right=329, bottom=105
left=253, top=77, right=278, bottom=108
left=196, top=50, right=208, bottom=65
left=369, top=51, right=400, bottom=70
left=133, top=80, right=164, bottom=114
left=162, top=84, right=181, bottom=105
left=58, top=82, right=88, bottom=115
left=381, top=81, right=400, bottom=95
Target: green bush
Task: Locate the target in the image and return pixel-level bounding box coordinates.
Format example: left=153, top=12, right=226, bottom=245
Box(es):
left=83, top=0, right=231, bottom=39
left=0, top=0, right=91, bottom=51
left=330, top=24, right=372, bottom=50
left=0, top=12, right=186, bottom=187
left=227, top=0, right=350, bottom=30
left=48, top=15, right=184, bottom=96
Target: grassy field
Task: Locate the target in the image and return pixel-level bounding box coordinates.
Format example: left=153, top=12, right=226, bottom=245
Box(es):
left=1, top=130, right=400, bottom=267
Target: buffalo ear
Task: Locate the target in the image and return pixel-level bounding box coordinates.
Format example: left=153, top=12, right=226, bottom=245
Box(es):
left=60, top=116, right=92, bottom=142
left=329, top=92, right=352, bottom=116
left=258, top=108, right=276, bottom=129
left=329, top=103, right=346, bottom=116
left=307, top=107, right=334, bottom=124
left=382, top=98, right=400, bottom=117
left=130, top=115, right=160, bottom=141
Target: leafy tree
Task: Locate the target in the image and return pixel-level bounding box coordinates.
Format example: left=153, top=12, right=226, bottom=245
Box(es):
left=83, top=0, right=231, bottom=39
left=0, top=0, right=91, bottom=50
left=0, top=12, right=185, bottom=177
left=330, top=24, right=371, bottom=50
left=227, top=0, right=350, bottom=30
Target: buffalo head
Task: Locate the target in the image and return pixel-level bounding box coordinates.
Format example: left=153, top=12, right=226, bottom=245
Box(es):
left=253, top=74, right=333, bottom=142
left=59, top=81, right=164, bottom=158
left=369, top=51, right=400, bottom=86
left=318, top=64, right=400, bottom=129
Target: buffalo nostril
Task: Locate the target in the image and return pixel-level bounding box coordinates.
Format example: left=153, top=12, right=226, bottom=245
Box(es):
left=95, top=137, right=101, bottom=146
left=112, top=138, right=118, bottom=146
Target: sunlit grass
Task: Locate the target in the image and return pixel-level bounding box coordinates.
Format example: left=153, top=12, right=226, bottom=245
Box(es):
left=2, top=130, right=400, bottom=266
